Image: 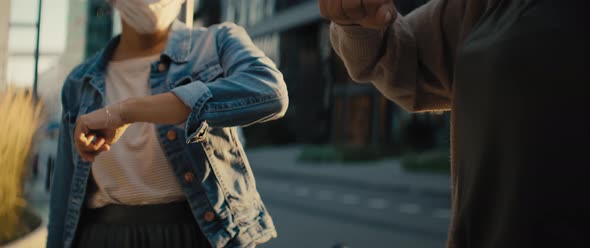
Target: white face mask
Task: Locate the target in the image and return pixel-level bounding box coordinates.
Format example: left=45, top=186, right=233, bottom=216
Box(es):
left=111, top=0, right=187, bottom=34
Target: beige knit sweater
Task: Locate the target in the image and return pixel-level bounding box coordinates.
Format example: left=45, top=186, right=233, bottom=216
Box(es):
left=330, top=0, right=590, bottom=247
left=330, top=0, right=487, bottom=247
left=330, top=0, right=489, bottom=112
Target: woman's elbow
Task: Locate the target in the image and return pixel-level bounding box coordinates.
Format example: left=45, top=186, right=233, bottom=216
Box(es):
left=267, top=70, right=289, bottom=119
left=274, top=95, right=289, bottom=119
left=262, top=89, right=289, bottom=121
left=253, top=64, right=289, bottom=120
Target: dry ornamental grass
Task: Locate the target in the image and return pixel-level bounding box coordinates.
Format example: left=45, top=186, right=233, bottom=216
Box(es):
left=0, top=87, right=43, bottom=242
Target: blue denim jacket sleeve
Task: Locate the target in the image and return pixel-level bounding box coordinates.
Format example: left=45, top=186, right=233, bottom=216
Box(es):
left=170, top=23, right=289, bottom=143
left=46, top=82, right=75, bottom=248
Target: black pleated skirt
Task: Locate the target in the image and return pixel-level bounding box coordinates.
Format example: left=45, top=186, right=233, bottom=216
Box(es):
left=73, top=201, right=211, bottom=248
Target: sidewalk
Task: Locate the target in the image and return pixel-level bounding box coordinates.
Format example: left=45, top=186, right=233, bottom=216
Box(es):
left=245, top=146, right=452, bottom=197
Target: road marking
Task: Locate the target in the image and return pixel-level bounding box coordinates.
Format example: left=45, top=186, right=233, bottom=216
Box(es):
left=432, top=208, right=451, bottom=219
left=294, top=186, right=310, bottom=197
left=367, top=198, right=389, bottom=210
left=340, top=194, right=360, bottom=205
left=316, top=189, right=334, bottom=201
left=399, top=203, right=422, bottom=215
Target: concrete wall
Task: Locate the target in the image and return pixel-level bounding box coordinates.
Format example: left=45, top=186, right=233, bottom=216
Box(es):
left=0, top=0, right=11, bottom=89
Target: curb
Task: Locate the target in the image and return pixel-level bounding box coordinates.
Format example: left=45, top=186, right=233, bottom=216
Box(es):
left=253, top=167, right=451, bottom=198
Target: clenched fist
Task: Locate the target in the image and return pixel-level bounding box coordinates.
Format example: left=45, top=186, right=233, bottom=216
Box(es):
left=74, top=103, right=130, bottom=162
left=319, top=0, right=397, bottom=29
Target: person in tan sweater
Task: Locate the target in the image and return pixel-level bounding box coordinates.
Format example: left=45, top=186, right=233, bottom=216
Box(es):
left=322, top=0, right=590, bottom=247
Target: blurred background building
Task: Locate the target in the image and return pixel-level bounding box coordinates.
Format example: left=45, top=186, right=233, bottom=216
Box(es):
left=5, top=0, right=447, bottom=153
left=5, top=1, right=456, bottom=247
left=189, top=0, right=448, bottom=152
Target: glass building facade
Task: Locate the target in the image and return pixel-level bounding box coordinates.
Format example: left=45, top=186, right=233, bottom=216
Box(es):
left=85, top=0, right=113, bottom=59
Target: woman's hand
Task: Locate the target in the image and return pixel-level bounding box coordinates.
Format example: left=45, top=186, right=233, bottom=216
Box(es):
left=74, top=103, right=129, bottom=162
left=319, top=0, right=397, bottom=29
left=73, top=93, right=191, bottom=162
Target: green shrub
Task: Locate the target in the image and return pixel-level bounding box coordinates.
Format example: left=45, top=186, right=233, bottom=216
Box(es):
left=401, top=149, right=450, bottom=174
left=297, top=144, right=399, bottom=163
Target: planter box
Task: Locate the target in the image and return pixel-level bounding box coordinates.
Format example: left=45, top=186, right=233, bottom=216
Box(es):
left=0, top=211, right=47, bottom=248
left=0, top=225, right=46, bottom=248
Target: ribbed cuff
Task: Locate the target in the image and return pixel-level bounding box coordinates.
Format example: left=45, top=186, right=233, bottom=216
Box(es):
left=330, top=22, right=387, bottom=61
left=331, top=22, right=385, bottom=38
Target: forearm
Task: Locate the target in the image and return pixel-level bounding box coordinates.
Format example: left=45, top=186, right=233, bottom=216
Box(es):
left=330, top=0, right=479, bottom=112
left=330, top=19, right=422, bottom=111
left=329, top=22, right=389, bottom=82
left=120, top=92, right=191, bottom=125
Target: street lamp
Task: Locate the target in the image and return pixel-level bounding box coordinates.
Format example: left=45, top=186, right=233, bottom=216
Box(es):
left=32, top=0, right=43, bottom=102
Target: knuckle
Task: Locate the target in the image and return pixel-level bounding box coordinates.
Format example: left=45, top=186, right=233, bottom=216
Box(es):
left=341, top=0, right=355, bottom=8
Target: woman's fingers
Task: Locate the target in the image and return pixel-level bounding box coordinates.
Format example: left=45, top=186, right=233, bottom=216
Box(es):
left=89, top=137, right=106, bottom=151
left=74, top=115, right=111, bottom=162
left=79, top=142, right=111, bottom=163
left=80, top=135, right=107, bottom=152
left=75, top=117, right=91, bottom=146
left=72, top=106, right=123, bottom=162
left=77, top=127, right=95, bottom=149
left=102, top=144, right=111, bottom=152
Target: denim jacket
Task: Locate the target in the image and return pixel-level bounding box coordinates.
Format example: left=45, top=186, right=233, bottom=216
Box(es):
left=47, top=21, right=288, bottom=248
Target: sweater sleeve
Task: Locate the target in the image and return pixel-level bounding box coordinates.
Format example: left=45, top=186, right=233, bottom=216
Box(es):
left=329, top=0, right=487, bottom=112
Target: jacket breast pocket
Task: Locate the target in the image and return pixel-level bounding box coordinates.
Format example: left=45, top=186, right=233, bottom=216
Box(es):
left=194, top=62, right=224, bottom=83
left=169, top=62, right=223, bottom=89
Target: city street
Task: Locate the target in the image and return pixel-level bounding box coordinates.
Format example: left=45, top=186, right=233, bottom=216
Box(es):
left=246, top=147, right=452, bottom=248
left=25, top=145, right=452, bottom=248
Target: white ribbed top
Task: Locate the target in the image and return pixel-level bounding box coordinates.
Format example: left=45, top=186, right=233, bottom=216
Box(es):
left=87, top=54, right=184, bottom=208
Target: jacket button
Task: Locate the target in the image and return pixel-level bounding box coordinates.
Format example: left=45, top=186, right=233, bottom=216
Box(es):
left=184, top=172, right=195, bottom=183
left=158, top=62, right=168, bottom=72
left=204, top=211, right=215, bottom=222
left=166, top=130, right=177, bottom=141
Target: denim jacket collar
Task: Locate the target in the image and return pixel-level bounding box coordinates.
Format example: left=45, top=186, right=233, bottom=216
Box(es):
left=81, top=20, right=192, bottom=96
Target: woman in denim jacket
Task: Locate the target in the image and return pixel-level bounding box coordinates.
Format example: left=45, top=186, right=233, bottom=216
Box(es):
left=47, top=0, right=288, bottom=247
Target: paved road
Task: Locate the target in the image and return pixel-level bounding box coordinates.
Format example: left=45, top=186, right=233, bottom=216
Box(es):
left=247, top=148, right=452, bottom=248
left=255, top=176, right=450, bottom=248
left=26, top=143, right=452, bottom=248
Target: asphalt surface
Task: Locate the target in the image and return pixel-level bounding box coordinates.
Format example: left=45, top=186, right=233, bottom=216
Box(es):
left=26, top=143, right=452, bottom=248
left=254, top=174, right=451, bottom=248
left=245, top=147, right=452, bottom=248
